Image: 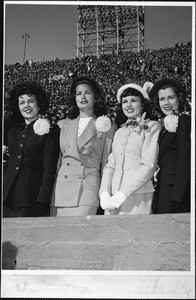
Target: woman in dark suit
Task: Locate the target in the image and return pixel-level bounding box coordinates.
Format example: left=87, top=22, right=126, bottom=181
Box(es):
left=150, top=78, right=191, bottom=213
left=3, top=81, right=60, bottom=217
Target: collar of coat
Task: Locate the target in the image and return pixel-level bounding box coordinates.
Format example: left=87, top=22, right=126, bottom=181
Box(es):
left=65, top=116, right=99, bottom=150
left=121, top=119, right=139, bottom=128
left=77, top=116, right=98, bottom=149
left=17, top=119, right=37, bottom=131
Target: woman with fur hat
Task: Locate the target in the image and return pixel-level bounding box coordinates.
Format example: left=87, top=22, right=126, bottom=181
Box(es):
left=99, top=82, right=161, bottom=215
left=50, top=77, right=117, bottom=216
left=149, top=78, right=191, bottom=213
left=3, top=81, right=60, bottom=217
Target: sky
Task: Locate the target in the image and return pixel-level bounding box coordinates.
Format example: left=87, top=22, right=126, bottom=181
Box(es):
left=4, top=1, right=194, bottom=65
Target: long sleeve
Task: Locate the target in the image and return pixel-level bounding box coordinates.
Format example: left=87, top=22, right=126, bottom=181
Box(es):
left=100, top=122, right=117, bottom=175
left=120, top=121, right=161, bottom=197
left=170, top=115, right=191, bottom=202
left=36, top=125, right=60, bottom=204
left=99, top=148, right=116, bottom=194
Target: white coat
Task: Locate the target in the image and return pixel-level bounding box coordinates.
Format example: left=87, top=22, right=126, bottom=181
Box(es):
left=99, top=120, right=161, bottom=214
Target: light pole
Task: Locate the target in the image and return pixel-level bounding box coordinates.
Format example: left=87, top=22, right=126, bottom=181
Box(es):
left=22, top=32, right=30, bottom=64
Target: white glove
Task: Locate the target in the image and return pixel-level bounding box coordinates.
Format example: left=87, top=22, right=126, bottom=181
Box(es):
left=3, top=145, right=8, bottom=155
left=110, top=191, right=127, bottom=209
left=100, top=192, right=115, bottom=210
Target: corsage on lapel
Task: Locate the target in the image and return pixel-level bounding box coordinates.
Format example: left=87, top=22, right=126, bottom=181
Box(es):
left=122, top=112, right=151, bottom=134
left=136, top=112, right=151, bottom=134
left=163, top=111, right=179, bottom=133
left=33, top=116, right=50, bottom=135
left=95, top=116, right=111, bottom=133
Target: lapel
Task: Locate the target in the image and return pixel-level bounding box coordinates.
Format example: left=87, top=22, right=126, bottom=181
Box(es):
left=77, top=117, right=98, bottom=149
left=157, top=118, right=165, bottom=143
left=158, top=126, right=167, bottom=143
left=64, top=117, right=81, bottom=160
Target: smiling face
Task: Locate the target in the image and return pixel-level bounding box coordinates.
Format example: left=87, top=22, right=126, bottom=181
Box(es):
left=122, top=95, right=142, bottom=119
left=75, top=83, right=96, bottom=116
left=18, top=94, right=39, bottom=123
left=158, top=87, right=179, bottom=116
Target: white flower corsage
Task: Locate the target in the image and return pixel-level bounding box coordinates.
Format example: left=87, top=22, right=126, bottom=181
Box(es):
left=164, top=114, right=179, bottom=133
left=33, top=117, right=50, bottom=135
left=95, top=116, right=111, bottom=132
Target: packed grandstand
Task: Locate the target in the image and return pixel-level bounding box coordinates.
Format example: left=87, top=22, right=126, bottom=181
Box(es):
left=4, top=41, right=191, bottom=124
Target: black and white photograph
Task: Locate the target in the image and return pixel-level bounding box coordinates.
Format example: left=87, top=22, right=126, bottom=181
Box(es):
left=1, top=1, right=195, bottom=298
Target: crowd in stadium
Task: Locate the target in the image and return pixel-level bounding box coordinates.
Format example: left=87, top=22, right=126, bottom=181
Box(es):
left=4, top=40, right=191, bottom=124
left=3, top=40, right=192, bottom=218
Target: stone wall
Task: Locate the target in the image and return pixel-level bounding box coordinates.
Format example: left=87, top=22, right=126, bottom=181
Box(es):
left=2, top=213, right=190, bottom=270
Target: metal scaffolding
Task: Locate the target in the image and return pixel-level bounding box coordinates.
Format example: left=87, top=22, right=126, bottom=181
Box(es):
left=76, top=5, right=145, bottom=58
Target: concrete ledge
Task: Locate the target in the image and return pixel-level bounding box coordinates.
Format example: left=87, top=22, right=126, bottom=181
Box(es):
left=2, top=213, right=190, bottom=270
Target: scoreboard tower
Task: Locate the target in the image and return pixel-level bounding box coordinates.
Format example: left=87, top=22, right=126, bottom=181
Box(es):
left=76, top=5, right=145, bottom=57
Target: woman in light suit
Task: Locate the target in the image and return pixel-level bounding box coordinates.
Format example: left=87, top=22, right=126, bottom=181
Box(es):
left=99, top=83, right=161, bottom=215
left=50, top=77, right=117, bottom=216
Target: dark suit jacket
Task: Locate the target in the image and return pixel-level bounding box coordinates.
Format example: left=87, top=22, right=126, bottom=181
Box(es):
left=155, top=114, right=191, bottom=213
left=3, top=120, right=60, bottom=208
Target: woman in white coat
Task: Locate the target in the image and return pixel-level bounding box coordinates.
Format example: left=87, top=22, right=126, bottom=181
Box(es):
left=99, top=83, right=161, bottom=215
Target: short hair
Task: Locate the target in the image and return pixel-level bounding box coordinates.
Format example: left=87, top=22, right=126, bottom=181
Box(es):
left=152, top=84, right=191, bottom=118
left=149, top=78, right=191, bottom=118
left=115, top=87, right=154, bottom=126
left=67, top=77, right=107, bottom=119
left=120, top=87, right=146, bottom=103
left=8, top=81, right=49, bottom=125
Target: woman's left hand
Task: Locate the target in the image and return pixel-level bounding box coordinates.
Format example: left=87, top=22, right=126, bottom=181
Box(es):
left=110, top=191, right=127, bottom=209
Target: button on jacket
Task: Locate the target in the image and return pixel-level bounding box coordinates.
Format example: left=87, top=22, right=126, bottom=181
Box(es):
left=51, top=116, right=117, bottom=208
left=155, top=114, right=191, bottom=213
left=99, top=120, right=161, bottom=197
left=3, top=120, right=60, bottom=208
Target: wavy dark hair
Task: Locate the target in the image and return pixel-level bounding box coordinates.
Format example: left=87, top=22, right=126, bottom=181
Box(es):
left=7, top=81, right=49, bottom=125
left=115, top=87, right=155, bottom=127
left=151, top=84, right=191, bottom=118
left=66, top=77, right=107, bottom=119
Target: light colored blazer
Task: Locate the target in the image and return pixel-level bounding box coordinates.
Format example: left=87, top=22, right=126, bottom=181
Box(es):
left=51, top=116, right=117, bottom=207
left=99, top=120, right=161, bottom=197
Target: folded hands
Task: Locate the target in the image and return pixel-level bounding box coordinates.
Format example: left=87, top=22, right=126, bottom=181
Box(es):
left=100, top=191, right=127, bottom=210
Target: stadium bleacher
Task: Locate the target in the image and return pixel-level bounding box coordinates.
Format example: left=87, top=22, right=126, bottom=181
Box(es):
left=4, top=41, right=191, bottom=124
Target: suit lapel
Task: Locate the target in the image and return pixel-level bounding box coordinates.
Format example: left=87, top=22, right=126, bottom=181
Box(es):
left=77, top=117, right=98, bottom=149
left=64, top=117, right=81, bottom=159
left=158, top=126, right=167, bottom=143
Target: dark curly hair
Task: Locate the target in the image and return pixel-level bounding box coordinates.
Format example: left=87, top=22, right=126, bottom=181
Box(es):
left=7, top=81, right=49, bottom=125
left=66, top=77, right=107, bottom=119
left=115, top=87, right=155, bottom=127
left=150, top=81, right=191, bottom=118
